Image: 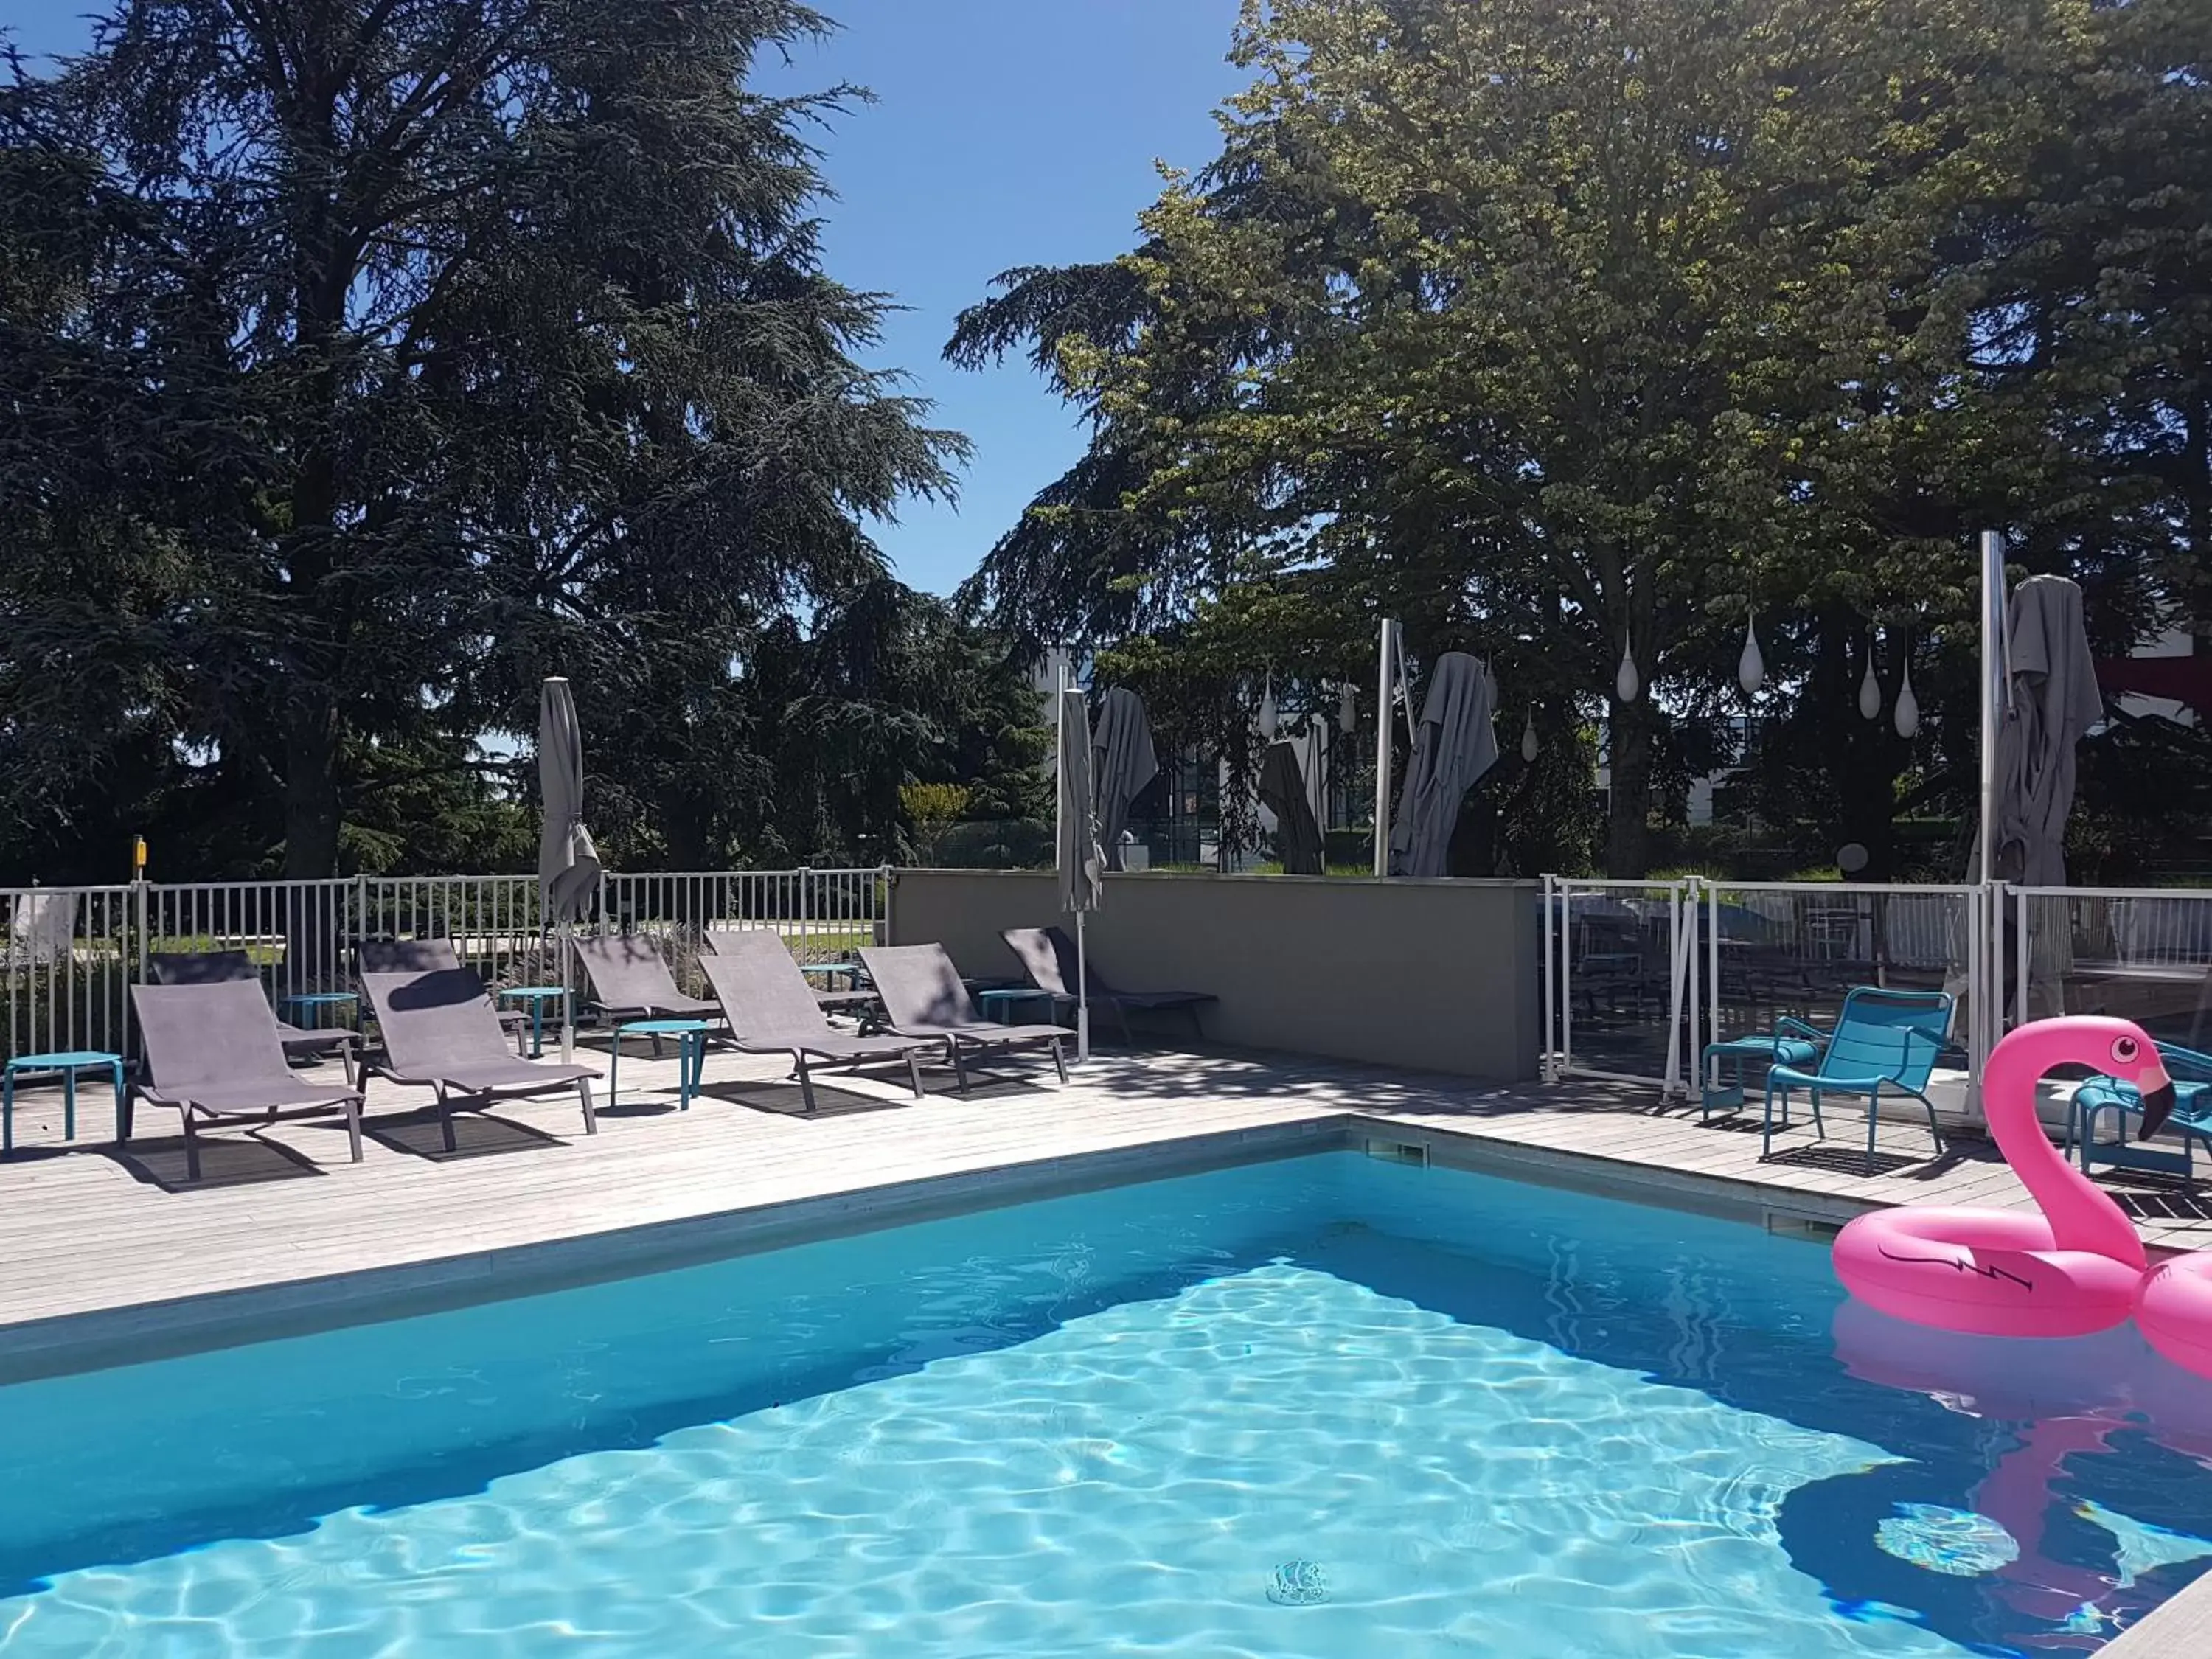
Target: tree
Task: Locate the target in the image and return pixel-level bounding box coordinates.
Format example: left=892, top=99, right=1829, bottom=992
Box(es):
left=898, top=782, right=971, bottom=866
left=1, top=1, right=964, bottom=877
left=950, top=0, right=2211, bottom=877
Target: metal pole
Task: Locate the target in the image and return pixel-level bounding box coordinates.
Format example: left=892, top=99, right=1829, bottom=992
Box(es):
left=1541, top=875, right=1556, bottom=1082
left=1663, top=885, right=1686, bottom=1101
left=1559, top=883, right=1574, bottom=1077
left=1057, top=658, right=1090, bottom=1062
left=1374, top=618, right=1395, bottom=877
left=1972, top=529, right=2006, bottom=1111
left=1705, top=877, right=1720, bottom=1079
left=1076, top=908, right=1090, bottom=1063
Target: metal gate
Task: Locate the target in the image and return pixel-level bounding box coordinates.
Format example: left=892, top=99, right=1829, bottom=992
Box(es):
left=1542, top=877, right=1698, bottom=1096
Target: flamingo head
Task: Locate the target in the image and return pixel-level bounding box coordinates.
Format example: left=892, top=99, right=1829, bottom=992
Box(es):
left=2086, top=1019, right=2177, bottom=1140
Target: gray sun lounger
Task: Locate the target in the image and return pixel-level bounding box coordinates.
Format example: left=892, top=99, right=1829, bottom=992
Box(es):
left=358, top=961, right=599, bottom=1151
left=358, top=939, right=533, bottom=1054
left=700, top=930, right=880, bottom=1018
left=573, top=933, right=725, bottom=1053
left=696, top=933, right=933, bottom=1113
left=1000, top=926, right=1214, bottom=1043
left=857, top=943, right=1068, bottom=1093
left=148, top=949, right=361, bottom=1083
left=129, top=981, right=366, bottom=1180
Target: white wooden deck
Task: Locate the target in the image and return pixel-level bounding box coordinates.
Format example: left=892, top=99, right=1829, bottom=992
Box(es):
left=3, top=1037, right=2208, bottom=1347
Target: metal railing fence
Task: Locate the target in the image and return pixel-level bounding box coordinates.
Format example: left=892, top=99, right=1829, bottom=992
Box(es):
left=2011, top=886, right=2212, bottom=1052
left=0, top=868, right=888, bottom=1065
left=1545, top=876, right=1992, bottom=1111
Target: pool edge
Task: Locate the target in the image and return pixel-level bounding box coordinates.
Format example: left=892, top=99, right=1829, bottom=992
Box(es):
left=0, top=1108, right=1926, bottom=1381
left=0, top=1117, right=1342, bottom=1381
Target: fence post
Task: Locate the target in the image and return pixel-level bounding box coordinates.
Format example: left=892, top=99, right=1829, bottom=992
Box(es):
left=1540, top=874, right=1556, bottom=1084
left=133, top=877, right=148, bottom=987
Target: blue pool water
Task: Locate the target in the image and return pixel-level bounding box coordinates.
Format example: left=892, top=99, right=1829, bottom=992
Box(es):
left=2, top=1152, right=2211, bottom=1655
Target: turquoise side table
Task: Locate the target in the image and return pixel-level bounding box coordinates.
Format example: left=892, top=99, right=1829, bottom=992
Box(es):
left=3, top=1050, right=126, bottom=1154
left=1699, top=1036, right=1820, bottom=1121
left=498, top=986, right=569, bottom=1058
left=608, top=1019, right=710, bottom=1112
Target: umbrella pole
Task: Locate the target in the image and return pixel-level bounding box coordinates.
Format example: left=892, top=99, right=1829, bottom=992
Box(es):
left=560, top=919, right=575, bottom=1064
left=1077, top=908, right=1091, bottom=1063
left=1972, top=527, right=2006, bottom=1119
left=1374, top=618, right=1396, bottom=877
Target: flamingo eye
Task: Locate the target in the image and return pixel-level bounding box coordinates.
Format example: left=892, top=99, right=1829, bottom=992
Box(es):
left=2112, top=1036, right=2140, bottom=1064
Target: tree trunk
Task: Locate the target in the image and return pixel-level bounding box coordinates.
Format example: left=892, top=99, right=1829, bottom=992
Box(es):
left=282, top=697, right=342, bottom=878
left=1605, top=698, right=1655, bottom=877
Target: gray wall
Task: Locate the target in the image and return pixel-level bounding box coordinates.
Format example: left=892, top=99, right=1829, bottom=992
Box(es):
left=887, top=870, right=1540, bottom=1082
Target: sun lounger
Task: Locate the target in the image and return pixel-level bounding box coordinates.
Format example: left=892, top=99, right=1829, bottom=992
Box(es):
left=129, top=981, right=366, bottom=1179
left=858, top=943, right=1068, bottom=1093
left=700, top=930, right=880, bottom=1019
left=999, top=925, right=1214, bottom=1043
left=357, top=939, right=533, bottom=1054
left=358, top=959, right=598, bottom=1150
left=696, top=933, right=933, bottom=1113
left=148, top=949, right=360, bottom=1083
left=572, top=933, right=724, bottom=1054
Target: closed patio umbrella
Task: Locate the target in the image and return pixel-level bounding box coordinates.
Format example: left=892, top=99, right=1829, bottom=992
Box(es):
left=1258, top=740, right=1326, bottom=875
left=1057, top=686, right=1103, bottom=1060
left=1995, top=575, right=2101, bottom=888
left=1091, top=686, right=1157, bottom=872
left=1388, top=651, right=1499, bottom=878
left=538, top=677, right=601, bottom=1062
left=1979, top=576, right=2101, bottom=1016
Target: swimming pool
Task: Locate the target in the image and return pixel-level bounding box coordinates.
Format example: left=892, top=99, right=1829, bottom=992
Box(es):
left=1, top=1149, right=2208, bottom=1655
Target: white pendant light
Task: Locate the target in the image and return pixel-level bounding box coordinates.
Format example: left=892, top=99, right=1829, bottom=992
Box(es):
left=1738, top=611, right=1764, bottom=697
left=1256, top=674, right=1279, bottom=741
left=1615, top=635, right=1640, bottom=704
left=1894, top=661, right=1920, bottom=739
left=1857, top=639, right=1882, bottom=721
left=1338, top=681, right=1357, bottom=735
left=1520, top=708, right=1540, bottom=763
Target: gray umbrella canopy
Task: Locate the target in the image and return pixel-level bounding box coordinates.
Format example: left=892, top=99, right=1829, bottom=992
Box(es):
left=1258, top=741, right=1326, bottom=875
left=1388, top=651, right=1499, bottom=878
left=1057, top=688, right=1103, bottom=916
left=1090, top=686, right=1158, bottom=872
left=538, top=678, right=602, bottom=925
left=1995, top=575, right=2101, bottom=888
left=1976, top=577, right=2100, bottom=1018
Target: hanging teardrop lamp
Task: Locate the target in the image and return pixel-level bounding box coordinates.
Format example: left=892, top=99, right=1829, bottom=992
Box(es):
left=1615, top=635, right=1640, bottom=704
left=1520, top=708, right=1540, bottom=763
left=1738, top=610, right=1764, bottom=698
left=1894, top=660, right=1920, bottom=739
left=1858, top=635, right=1882, bottom=721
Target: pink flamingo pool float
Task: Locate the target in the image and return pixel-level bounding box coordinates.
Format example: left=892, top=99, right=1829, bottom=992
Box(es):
left=2130, top=1065, right=2212, bottom=1377
left=1834, top=1017, right=2175, bottom=1340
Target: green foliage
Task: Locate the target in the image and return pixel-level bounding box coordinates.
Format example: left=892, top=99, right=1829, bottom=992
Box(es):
left=951, top=0, right=2212, bottom=878
left=0, top=1, right=1019, bottom=883
left=898, top=782, right=973, bottom=866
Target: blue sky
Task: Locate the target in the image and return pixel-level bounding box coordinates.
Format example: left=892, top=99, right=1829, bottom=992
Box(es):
left=0, top=0, right=1250, bottom=594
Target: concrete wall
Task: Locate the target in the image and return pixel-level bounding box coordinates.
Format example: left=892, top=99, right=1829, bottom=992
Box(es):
left=887, top=870, right=1540, bottom=1082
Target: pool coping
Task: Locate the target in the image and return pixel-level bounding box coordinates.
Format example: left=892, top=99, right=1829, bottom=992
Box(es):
left=4, top=1105, right=2209, bottom=1655
left=0, top=1102, right=2126, bottom=1377
left=0, top=1105, right=1888, bottom=1380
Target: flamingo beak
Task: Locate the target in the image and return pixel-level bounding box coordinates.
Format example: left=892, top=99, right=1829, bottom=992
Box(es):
left=2137, top=1059, right=2177, bottom=1141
